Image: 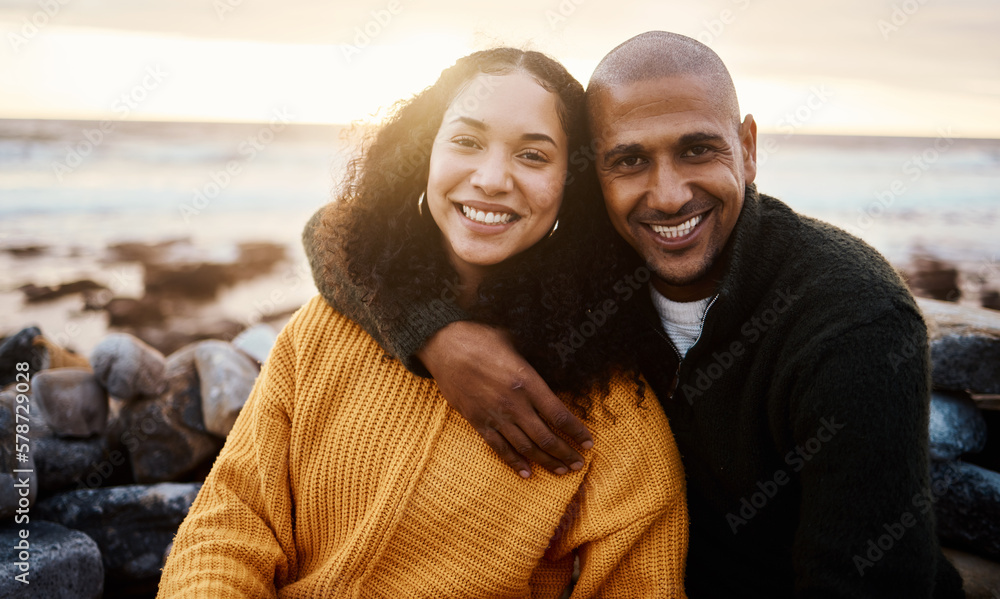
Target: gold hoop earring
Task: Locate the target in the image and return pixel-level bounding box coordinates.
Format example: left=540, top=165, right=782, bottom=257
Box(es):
left=548, top=219, right=559, bottom=238
left=417, top=192, right=426, bottom=216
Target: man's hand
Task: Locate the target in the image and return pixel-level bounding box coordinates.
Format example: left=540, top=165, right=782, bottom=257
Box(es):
left=416, top=321, right=594, bottom=478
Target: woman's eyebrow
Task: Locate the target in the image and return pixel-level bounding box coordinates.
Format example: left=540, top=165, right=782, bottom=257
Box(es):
left=450, top=116, right=556, bottom=145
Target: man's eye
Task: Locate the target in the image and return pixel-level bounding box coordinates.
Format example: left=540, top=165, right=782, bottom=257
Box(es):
left=684, top=145, right=711, bottom=157
left=619, top=156, right=645, bottom=168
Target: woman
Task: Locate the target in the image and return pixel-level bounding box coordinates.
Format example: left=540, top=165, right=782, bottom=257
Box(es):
left=158, top=48, right=687, bottom=598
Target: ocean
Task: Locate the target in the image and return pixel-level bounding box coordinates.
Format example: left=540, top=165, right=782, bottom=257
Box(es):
left=1, top=118, right=999, bottom=351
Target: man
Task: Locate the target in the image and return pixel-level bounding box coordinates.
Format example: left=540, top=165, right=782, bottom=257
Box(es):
left=305, top=32, right=964, bottom=597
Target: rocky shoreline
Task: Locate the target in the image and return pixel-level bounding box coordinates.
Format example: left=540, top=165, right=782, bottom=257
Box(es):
left=0, top=250, right=999, bottom=596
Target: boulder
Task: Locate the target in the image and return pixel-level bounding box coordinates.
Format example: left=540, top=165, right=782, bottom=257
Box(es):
left=195, top=340, right=257, bottom=437
left=118, top=344, right=221, bottom=482
left=919, top=297, right=1000, bottom=394
left=31, top=368, right=108, bottom=438
left=90, top=333, right=167, bottom=401
left=0, top=403, right=37, bottom=519
left=33, top=436, right=109, bottom=493
left=232, top=323, right=277, bottom=364
left=942, top=547, right=1000, bottom=599
left=35, top=483, right=201, bottom=584
left=932, top=460, right=1000, bottom=562
left=929, top=391, right=988, bottom=460
left=30, top=336, right=89, bottom=370
left=0, top=520, right=103, bottom=598
left=0, top=327, right=45, bottom=386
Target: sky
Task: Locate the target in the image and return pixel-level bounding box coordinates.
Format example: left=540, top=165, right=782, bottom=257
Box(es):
left=0, top=0, right=998, bottom=138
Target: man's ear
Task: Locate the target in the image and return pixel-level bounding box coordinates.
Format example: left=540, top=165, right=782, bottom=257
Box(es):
left=739, top=114, right=757, bottom=185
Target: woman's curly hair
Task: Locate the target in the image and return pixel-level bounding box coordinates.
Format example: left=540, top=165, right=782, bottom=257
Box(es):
left=318, top=48, right=643, bottom=414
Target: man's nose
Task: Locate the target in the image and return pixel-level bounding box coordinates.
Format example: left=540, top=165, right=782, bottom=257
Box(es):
left=646, top=162, right=693, bottom=214
left=470, top=149, right=514, bottom=196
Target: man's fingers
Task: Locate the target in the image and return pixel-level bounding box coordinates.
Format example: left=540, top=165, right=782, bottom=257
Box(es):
left=478, top=426, right=532, bottom=479
left=522, top=377, right=594, bottom=451
left=496, top=422, right=573, bottom=476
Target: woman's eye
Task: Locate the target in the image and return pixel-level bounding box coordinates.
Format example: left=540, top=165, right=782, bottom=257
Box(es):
left=453, top=137, right=480, bottom=149
left=519, top=150, right=548, bottom=163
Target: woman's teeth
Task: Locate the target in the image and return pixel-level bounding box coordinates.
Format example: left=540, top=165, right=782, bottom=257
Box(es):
left=462, top=204, right=516, bottom=225
left=651, top=214, right=704, bottom=238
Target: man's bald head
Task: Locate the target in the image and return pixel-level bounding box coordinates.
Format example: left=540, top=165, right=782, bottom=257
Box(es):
left=588, top=31, right=740, bottom=127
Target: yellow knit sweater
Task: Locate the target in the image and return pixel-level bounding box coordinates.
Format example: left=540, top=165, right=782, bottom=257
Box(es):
left=158, top=296, right=688, bottom=598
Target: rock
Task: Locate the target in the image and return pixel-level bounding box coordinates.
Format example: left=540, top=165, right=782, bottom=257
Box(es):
left=90, top=333, right=167, bottom=401
left=932, top=460, right=1000, bottom=562
left=103, top=296, right=165, bottom=327
left=982, top=289, right=1000, bottom=312
left=0, top=520, right=103, bottom=598
left=942, top=546, right=1000, bottom=599
left=31, top=368, right=108, bottom=438
left=919, top=297, right=1000, bottom=339
left=18, top=279, right=106, bottom=304
left=232, top=323, right=277, bottom=364
left=118, top=344, right=221, bottom=482
left=106, top=239, right=187, bottom=265
left=1, top=243, right=48, bottom=257
left=931, top=335, right=1000, bottom=395
left=195, top=340, right=257, bottom=437
left=34, top=483, right=201, bottom=584
left=144, top=261, right=236, bottom=300
left=31, top=336, right=89, bottom=370
left=237, top=241, right=287, bottom=277
left=33, top=436, right=109, bottom=493
left=929, top=391, right=988, bottom=460
left=907, top=257, right=961, bottom=301
left=126, top=318, right=244, bottom=357
left=4, top=373, right=110, bottom=493
left=0, top=403, right=37, bottom=519
left=918, top=297, right=1000, bottom=394
left=0, top=327, right=45, bottom=386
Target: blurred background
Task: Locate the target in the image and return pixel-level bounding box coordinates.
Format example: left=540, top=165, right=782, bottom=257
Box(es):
left=1, top=0, right=999, bottom=353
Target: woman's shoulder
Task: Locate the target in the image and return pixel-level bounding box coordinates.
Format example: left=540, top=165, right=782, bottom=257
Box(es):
left=581, top=370, right=666, bottom=429
left=276, top=295, right=383, bottom=361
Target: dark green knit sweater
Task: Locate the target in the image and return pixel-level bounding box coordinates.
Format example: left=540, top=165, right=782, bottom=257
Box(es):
left=302, top=188, right=965, bottom=598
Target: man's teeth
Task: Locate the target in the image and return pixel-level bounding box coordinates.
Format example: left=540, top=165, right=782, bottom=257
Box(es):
left=651, top=214, right=704, bottom=239
left=462, top=204, right=515, bottom=225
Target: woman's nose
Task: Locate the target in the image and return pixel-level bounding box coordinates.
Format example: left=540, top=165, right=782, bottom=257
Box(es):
left=469, top=150, right=514, bottom=196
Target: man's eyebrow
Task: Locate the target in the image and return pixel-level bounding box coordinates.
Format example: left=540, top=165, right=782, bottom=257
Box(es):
left=678, top=131, right=726, bottom=146
left=602, top=132, right=728, bottom=163
left=603, top=142, right=645, bottom=163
